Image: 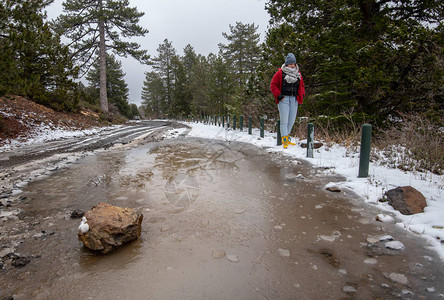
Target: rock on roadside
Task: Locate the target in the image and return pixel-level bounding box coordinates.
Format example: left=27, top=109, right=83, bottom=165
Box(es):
left=78, top=202, right=143, bottom=254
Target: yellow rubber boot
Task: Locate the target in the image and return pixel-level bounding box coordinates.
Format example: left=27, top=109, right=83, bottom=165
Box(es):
left=282, top=136, right=288, bottom=149
left=287, top=135, right=296, bottom=145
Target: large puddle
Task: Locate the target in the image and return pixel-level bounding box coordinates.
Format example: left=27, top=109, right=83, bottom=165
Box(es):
left=1, top=138, right=443, bottom=299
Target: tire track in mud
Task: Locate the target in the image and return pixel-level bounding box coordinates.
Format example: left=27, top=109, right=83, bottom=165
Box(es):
left=0, top=121, right=189, bottom=200
left=0, top=121, right=175, bottom=169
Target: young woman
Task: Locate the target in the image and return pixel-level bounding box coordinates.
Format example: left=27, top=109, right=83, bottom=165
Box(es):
left=270, top=53, right=305, bottom=148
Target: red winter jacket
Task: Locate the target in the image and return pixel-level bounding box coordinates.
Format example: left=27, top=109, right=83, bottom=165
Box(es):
left=270, top=68, right=305, bottom=104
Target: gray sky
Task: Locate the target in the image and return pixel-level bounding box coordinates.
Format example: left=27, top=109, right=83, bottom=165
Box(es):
left=46, top=0, right=270, bottom=106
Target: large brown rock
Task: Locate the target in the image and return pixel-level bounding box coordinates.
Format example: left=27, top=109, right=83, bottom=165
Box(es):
left=78, top=202, right=143, bottom=254
left=385, top=186, right=427, bottom=215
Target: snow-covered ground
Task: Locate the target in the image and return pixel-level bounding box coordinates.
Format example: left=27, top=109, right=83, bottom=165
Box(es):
left=2, top=120, right=443, bottom=260
left=169, top=121, right=444, bottom=261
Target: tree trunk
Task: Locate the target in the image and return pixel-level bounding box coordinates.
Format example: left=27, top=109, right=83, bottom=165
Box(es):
left=98, top=0, right=108, bottom=112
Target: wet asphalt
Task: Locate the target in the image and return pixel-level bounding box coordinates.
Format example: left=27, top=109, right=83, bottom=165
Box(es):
left=0, top=123, right=443, bottom=299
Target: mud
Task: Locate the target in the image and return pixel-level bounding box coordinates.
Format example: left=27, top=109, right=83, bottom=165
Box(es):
left=1, top=136, right=443, bottom=299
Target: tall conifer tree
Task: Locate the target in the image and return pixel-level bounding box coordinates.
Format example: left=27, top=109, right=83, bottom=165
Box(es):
left=56, top=0, right=149, bottom=112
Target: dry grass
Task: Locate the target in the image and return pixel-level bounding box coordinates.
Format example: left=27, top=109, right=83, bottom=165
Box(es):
left=374, top=113, right=443, bottom=174
left=290, top=112, right=443, bottom=175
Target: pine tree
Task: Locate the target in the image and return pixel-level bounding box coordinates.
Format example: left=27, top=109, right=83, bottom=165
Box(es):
left=56, top=0, right=149, bottom=112
left=219, top=22, right=261, bottom=88
left=86, top=54, right=131, bottom=117
left=189, top=55, right=211, bottom=116
left=207, top=53, right=233, bottom=115
left=141, top=71, right=165, bottom=118
left=151, top=39, right=177, bottom=116
left=0, top=0, right=78, bottom=111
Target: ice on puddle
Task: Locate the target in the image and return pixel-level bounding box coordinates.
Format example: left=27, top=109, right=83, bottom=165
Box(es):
left=366, top=236, right=379, bottom=244
left=385, top=241, right=405, bottom=250
left=389, top=273, right=409, bottom=285
left=278, top=248, right=290, bottom=257
left=343, top=285, right=357, bottom=293
left=364, top=258, right=378, bottom=264
left=376, top=214, right=395, bottom=223
left=227, top=255, right=239, bottom=263
left=212, top=250, right=226, bottom=258
left=427, top=287, right=436, bottom=293
left=319, top=230, right=341, bottom=242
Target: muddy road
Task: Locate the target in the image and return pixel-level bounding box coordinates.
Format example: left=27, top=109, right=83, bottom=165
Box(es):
left=1, top=121, right=443, bottom=299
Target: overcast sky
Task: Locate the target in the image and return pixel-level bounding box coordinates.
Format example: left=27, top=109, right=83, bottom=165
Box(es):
left=46, top=0, right=270, bottom=106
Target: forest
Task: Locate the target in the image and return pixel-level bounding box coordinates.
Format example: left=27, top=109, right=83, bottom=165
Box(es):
left=1, top=0, right=443, bottom=128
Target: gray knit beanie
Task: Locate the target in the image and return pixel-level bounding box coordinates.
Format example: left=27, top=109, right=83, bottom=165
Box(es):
left=285, top=53, right=297, bottom=65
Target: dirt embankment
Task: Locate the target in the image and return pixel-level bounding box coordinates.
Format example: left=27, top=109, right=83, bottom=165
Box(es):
left=0, top=95, right=104, bottom=146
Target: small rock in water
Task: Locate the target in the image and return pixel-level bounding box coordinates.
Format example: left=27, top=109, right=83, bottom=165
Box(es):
left=415, top=263, right=424, bottom=269
left=343, top=285, right=357, bottom=293
left=11, top=256, right=30, bottom=267
left=385, top=241, right=405, bottom=250
left=364, top=258, right=378, bottom=265
left=212, top=250, right=226, bottom=258
left=273, top=225, right=283, bottom=231
left=70, top=209, right=84, bottom=219
left=402, top=290, right=413, bottom=295
left=389, top=273, right=409, bottom=285
left=338, top=269, right=348, bottom=275
left=427, top=287, right=436, bottom=293
left=366, top=236, right=379, bottom=244
left=227, top=255, right=239, bottom=263
left=278, top=248, right=290, bottom=257
left=326, top=186, right=341, bottom=193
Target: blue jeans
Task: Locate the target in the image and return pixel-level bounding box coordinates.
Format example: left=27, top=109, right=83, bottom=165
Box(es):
left=278, top=96, right=298, bottom=137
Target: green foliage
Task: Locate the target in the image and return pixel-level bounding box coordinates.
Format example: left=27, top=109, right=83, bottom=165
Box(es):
left=141, top=71, right=164, bottom=118
left=86, top=54, right=132, bottom=118
left=57, top=0, right=149, bottom=71
left=0, top=0, right=78, bottom=111
left=264, top=0, right=444, bottom=126
left=140, top=22, right=262, bottom=119
left=56, top=0, right=149, bottom=112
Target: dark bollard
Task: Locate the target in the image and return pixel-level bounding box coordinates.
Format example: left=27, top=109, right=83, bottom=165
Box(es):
left=233, top=115, right=236, bottom=130
left=307, top=123, right=314, bottom=158
left=222, top=116, right=225, bottom=127
left=227, top=115, right=230, bottom=128
left=248, top=117, right=252, bottom=135
left=240, top=116, right=244, bottom=131
left=260, top=118, right=264, bottom=138
left=358, top=124, right=372, bottom=177
left=277, top=120, right=282, bottom=146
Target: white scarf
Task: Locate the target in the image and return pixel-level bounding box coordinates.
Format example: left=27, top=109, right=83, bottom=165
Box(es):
left=281, top=64, right=301, bottom=83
